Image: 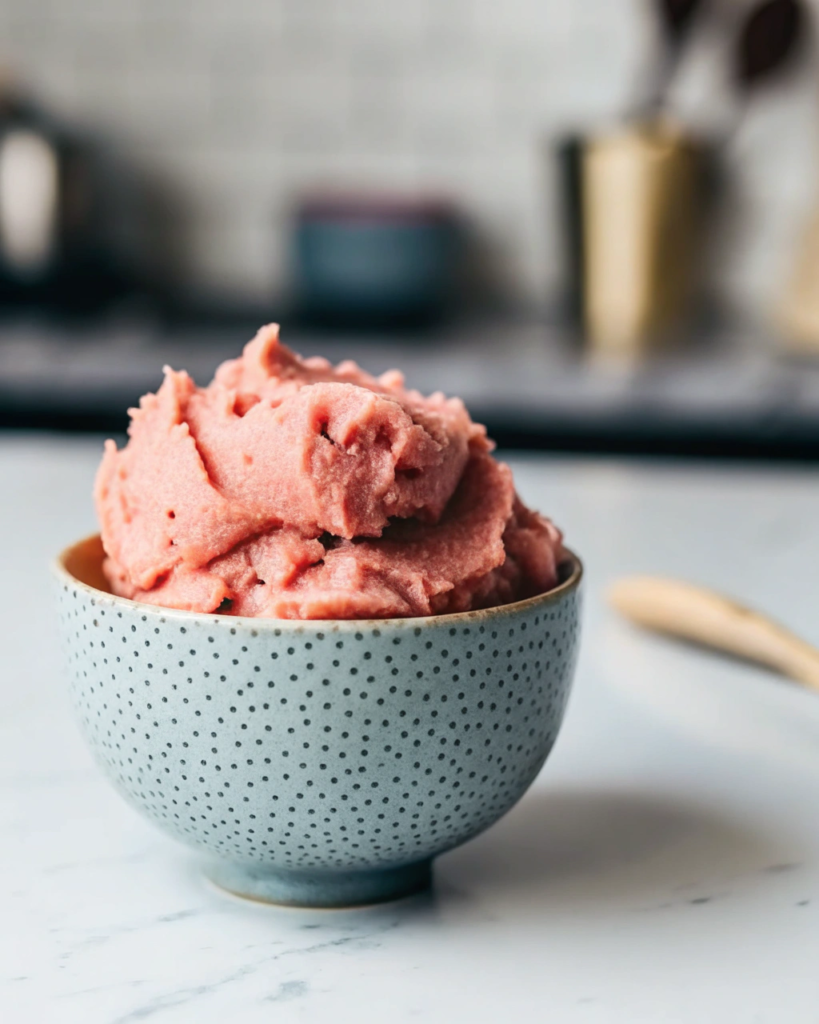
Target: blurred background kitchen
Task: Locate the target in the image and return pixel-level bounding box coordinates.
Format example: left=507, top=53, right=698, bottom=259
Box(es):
left=2, top=0, right=819, bottom=457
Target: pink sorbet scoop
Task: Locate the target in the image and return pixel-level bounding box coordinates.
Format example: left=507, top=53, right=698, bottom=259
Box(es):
left=95, top=324, right=565, bottom=619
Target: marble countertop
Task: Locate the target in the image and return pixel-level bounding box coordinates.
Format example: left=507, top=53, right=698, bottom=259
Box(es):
left=3, top=435, right=819, bottom=1023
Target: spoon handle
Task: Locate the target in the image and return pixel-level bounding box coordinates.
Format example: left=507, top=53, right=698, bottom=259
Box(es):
left=608, top=576, right=819, bottom=691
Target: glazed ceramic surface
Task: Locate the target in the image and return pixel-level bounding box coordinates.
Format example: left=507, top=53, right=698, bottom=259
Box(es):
left=54, top=536, right=582, bottom=907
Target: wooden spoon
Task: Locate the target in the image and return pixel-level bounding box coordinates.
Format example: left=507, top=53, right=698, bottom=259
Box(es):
left=608, top=576, right=819, bottom=691
left=734, top=0, right=805, bottom=93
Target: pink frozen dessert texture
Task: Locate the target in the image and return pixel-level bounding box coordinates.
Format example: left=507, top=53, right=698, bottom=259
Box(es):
left=95, top=324, right=565, bottom=619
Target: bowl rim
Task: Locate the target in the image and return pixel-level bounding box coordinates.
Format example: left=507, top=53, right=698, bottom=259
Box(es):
left=53, top=533, right=582, bottom=632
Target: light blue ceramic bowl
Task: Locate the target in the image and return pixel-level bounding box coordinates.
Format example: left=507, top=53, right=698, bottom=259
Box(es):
left=54, top=535, right=582, bottom=908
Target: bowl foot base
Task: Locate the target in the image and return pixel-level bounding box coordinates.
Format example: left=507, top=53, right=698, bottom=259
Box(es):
left=204, top=858, right=433, bottom=908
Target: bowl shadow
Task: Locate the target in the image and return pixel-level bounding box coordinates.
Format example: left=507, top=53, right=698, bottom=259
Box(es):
left=434, top=786, right=795, bottom=914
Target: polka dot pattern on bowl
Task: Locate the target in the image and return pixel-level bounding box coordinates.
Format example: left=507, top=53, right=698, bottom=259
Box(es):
left=56, top=574, right=580, bottom=874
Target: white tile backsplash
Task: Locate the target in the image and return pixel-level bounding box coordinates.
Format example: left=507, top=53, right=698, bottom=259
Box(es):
left=2, top=0, right=817, bottom=316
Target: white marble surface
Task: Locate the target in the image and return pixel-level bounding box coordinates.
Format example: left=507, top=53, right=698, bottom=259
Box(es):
left=3, top=434, right=819, bottom=1023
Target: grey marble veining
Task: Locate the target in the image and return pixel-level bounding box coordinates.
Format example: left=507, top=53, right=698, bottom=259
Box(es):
left=3, top=435, right=819, bottom=1023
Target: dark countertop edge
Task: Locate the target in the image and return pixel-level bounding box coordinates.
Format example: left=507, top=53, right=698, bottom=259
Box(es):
left=4, top=402, right=819, bottom=461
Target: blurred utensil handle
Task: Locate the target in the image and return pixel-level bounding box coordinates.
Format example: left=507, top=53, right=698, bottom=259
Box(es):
left=608, top=575, right=819, bottom=691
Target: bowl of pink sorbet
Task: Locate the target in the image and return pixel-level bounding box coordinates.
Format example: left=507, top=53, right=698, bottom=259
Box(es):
left=54, top=326, right=583, bottom=908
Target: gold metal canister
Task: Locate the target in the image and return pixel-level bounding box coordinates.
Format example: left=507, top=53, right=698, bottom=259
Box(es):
left=582, top=122, right=703, bottom=357
left=780, top=203, right=819, bottom=353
